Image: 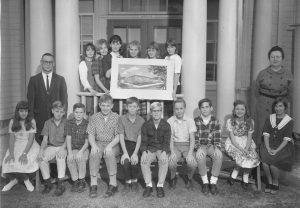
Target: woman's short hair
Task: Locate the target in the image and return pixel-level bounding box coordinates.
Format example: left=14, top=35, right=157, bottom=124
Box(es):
left=272, top=97, right=288, bottom=112
left=109, top=35, right=122, bottom=45
left=268, top=46, right=285, bottom=59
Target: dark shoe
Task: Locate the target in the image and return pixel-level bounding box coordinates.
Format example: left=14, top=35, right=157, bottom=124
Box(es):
left=77, top=179, right=86, bottom=193
left=270, top=184, right=279, bottom=194
left=42, top=181, right=53, bottom=194
left=202, top=184, right=209, bottom=195
left=71, top=180, right=79, bottom=192
left=264, top=183, right=271, bottom=193
left=89, top=185, right=98, bottom=198
left=156, top=187, right=165, bottom=198
left=186, top=179, right=193, bottom=190
left=227, top=177, right=235, bottom=186
left=103, top=185, right=118, bottom=198
left=142, top=186, right=153, bottom=197
left=241, top=181, right=249, bottom=190
left=169, top=176, right=177, bottom=188
left=122, top=183, right=131, bottom=193
left=210, top=184, right=218, bottom=195
left=53, top=184, right=66, bottom=196
left=131, top=182, right=139, bottom=192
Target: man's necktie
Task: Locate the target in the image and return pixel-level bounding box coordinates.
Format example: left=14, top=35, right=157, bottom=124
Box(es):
left=46, top=75, right=50, bottom=93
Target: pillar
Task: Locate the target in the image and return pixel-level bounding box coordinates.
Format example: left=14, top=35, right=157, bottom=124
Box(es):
left=55, top=0, right=80, bottom=115
left=29, top=0, right=53, bottom=76
left=216, top=0, right=238, bottom=123
left=293, top=1, right=300, bottom=134
left=182, top=0, right=207, bottom=118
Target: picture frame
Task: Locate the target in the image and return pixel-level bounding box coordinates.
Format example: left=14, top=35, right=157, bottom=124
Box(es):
left=110, top=58, right=174, bottom=100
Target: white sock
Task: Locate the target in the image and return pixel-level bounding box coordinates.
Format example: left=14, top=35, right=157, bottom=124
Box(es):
left=231, top=168, right=239, bottom=179
left=210, top=176, right=218, bottom=184
left=2, top=179, right=18, bottom=192
left=24, top=179, right=34, bottom=192
left=147, top=182, right=152, bottom=187
left=201, top=174, right=209, bottom=184
left=243, top=173, right=249, bottom=183
left=157, top=183, right=163, bottom=188
left=131, top=178, right=137, bottom=183
left=126, top=179, right=132, bottom=184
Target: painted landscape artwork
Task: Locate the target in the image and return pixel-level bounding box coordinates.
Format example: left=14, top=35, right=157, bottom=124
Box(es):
left=110, top=58, right=174, bottom=100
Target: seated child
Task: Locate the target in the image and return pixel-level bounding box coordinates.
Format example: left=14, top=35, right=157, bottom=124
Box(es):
left=65, top=103, right=89, bottom=193
left=140, top=102, right=171, bottom=198
left=194, top=98, right=223, bottom=195
left=87, top=94, right=120, bottom=198
left=168, top=99, right=197, bottom=190
left=38, top=101, right=67, bottom=196
left=2, top=101, right=40, bottom=192
left=118, top=97, right=145, bottom=192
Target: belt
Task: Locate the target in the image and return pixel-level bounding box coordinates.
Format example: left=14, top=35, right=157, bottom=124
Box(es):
left=259, top=92, right=287, bottom=99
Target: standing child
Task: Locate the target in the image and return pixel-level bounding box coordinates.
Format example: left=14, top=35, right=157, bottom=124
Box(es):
left=127, top=40, right=141, bottom=58
left=79, top=43, right=98, bottom=115
left=146, top=41, right=161, bottom=59
left=38, top=101, right=67, bottom=196
left=65, top=103, right=89, bottom=193
left=87, top=94, right=120, bottom=198
left=118, top=97, right=145, bottom=193
left=168, top=99, right=197, bottom=190
left=93, top=39, right=110, bottom=93
left=225, top=100, right=260, bottom=189
left=194, top=98, right=223, bottom=195
left=140, top=102, right=171, bottom=198
left=2, top=101, right=39, bottom=192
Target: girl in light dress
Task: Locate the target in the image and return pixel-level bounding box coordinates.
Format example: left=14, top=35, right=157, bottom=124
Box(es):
left=2, top=101, right=40, bottom=192
left=225, top=100, right=260, bottom=189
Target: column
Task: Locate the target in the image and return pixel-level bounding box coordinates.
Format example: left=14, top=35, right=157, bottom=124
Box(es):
left=293, top=1, right=300, bottom=134
left=182, top=0, right=207, bottom=118
left=216, top=0, right=238, bottom=123
left=55, top=0, right=80, bottom=114
left=29, top=0, right=53, bottom=75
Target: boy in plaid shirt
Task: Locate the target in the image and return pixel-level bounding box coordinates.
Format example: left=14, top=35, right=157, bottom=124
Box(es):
left=194, top=98, right=223, bottom=195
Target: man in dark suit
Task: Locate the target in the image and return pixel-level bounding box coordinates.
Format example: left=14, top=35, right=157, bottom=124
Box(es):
left=27, top=53, right=68, bottom=144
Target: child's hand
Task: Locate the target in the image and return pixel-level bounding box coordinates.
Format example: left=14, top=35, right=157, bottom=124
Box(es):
left=19, top=154, right=28, bottom=165
left=104, top=145, right=112, bottom=156
left=130, top=153, right=138, bottom=165
left=5, top=154, right=15, bottom=164
left=67, top=153, right=75, bottom=162
left=91, top=146, right=100, bottom=157
left=104, top=89, right=110, bottom=94
left=141, top=151, right=148, bottom=164
left=37, top=150, right=44, bottom=162
left=186, top=153, right=195, bottom=164
left=106, top=69, right=111, bottom=78
left=57, top=147, right=66, bottom=159
left=120, top=153, right=130, bottom=165
left=89, top=88, right=98, bottom=96
left=269, top=149, right=277, bottom=155
left=76, top=150, right=84, bottom=161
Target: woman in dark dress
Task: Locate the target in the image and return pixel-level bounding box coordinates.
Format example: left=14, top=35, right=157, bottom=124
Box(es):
left=260, top=98, right=294, bottom=194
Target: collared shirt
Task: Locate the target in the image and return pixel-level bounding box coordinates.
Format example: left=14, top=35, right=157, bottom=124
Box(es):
left=194, top=116, right=221, bottom=149
left=42, top=71, right=53, bottom=90
left=87, top=111, right=119, bottom=145
left=140, top=118, right=171, bottom=154
left=167, top=115, right=196, bottom=143
left=117, top=114, right=145, bottom=142
left=65, top=118, right=89, bottom=150
left=41, top=117, right=66, bottom=147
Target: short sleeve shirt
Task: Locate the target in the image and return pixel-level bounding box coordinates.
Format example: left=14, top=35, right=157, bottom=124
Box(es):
left=167, top=115, right=196, bottom=143
left=117, top=114, right=145, bottom=142
left=87, top=112, right=119, bottom=145
left=41, top=118, right=66, bottom=147
left=65, top=118, right=89, bottom=150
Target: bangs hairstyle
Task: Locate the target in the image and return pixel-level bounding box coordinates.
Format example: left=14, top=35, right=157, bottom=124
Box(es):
left=73, top=103, right=86, bottom=112
left=126, top=97, right=140, bottom=106
left=99, top=94, right=113, bottom=104
left=272, top=97, right=288, bottom=113
left=198, top=98, right=212, bottom=109
left=52, top=100, right=65, bottom=110
left=11, top=101, right=33, bottom=132
left=150, top=102, right=162, bottom=111
left=173, top=98, right=186, bottom=108
left=230, top=100, right=253, bottom=128
left=146, top=41, right=161, bottom=58
left=109, top=35, right=122, bottom=45
left=82, top=43, right=96, bottom=61
left=165, top=39, right=178, bottom=51
left=268, top=46, right=285, bottom=59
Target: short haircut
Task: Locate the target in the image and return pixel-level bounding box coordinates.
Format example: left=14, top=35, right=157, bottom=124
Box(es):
left=268, top=46, right=285, bottom=59
left=99, top=94, right=113, bottom=104
left=41, top=53, right=54, bottom=60
left=109, top=35, right=122, bottom=45
left=73, top=103, right=86, bottom=112
left=52, top=100, right=65, bottom=110
left=173, top=98, right=186, bottom=108
left=150, top=102, right=162, bottom=111
left=165, top=39, right=178, bottom=51
left=127, top=40, right=141, bottom=52
left=146, top=41, right=161, bottom=58
left=126, top=97, right=140, bottom=106
left=272, top=97, right=288, bottom=112
left=198, top=98, right=212, bottom=109
left=82, top=43, right=96, bottom=60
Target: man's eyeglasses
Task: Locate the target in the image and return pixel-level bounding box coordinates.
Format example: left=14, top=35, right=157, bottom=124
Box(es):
left=42, top=60, right=54, bottom=65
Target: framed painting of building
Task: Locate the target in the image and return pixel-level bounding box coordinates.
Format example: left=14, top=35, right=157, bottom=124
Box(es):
left=110, top=58, right=174, bottom=100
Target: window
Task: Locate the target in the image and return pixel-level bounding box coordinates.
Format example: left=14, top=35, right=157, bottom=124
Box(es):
left=79, top=14, right=94, bottom=54
left=206, top=21, right=218, bottom=81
